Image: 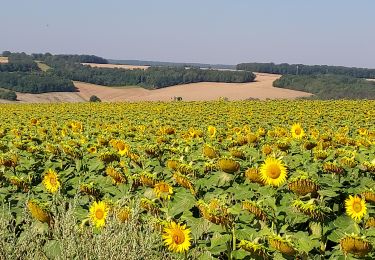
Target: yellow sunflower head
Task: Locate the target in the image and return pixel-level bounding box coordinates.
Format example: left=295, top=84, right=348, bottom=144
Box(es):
left=42, top=169, right=61, bottom=194
left=291, top=123, right=305, bottom=139
left=89, top=201, right=110, bottom=228
left=162, top=221, right=191, bottom=253
left=259, top=157, right=287, bottom=187
left=345, top=195, right=367, bottom=222
left=154, top=182, right=173, bottom=200
left=207, top=126, right=217, bottom=138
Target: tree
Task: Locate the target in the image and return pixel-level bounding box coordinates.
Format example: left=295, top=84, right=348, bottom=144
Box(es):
left=89, top=95, right=102, bottom=102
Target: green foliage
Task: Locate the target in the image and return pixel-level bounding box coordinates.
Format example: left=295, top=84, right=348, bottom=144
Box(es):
left=0, top=89, right=17, bottom=101
left=0, top=72, right=76, bottom=94
left=32, top=53, right=108, bottom=64
left=237, top=62, right=375, bottom=79
left=0, top=52, right=40, bottom=72
left=89, top=95, right=102, bottom=102
left=50, top=63, right=255, bottom=88
left=273, top=74, right=375, bottom=99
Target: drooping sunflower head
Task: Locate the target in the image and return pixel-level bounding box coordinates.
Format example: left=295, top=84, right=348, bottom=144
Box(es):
left=242, top=201, right=268, bottom=222
left=203, top=144, right=219, bottom=159
left=323, top=161, right=344, bottom=175
left=166, top=159, right=180, bottom=171
left=261, top=144, right=273, bottom=156
left=27, top=199, right=52, bottom=224
left=162, top=221, right=191, bottom=253
left=268, top=234, right=297, bottom=256
left=42, top=169, right=61, bottom=194
left=288, top=176, right=319, bottom=197
left=172, top=171, right=196, bottom=195
left=230, top=149, right=246, bottom=160
left=80, top=183, right=102, bottom=199
left=116, top=206, right=132, bottom=223
left=345, top=195, right=367, bottom=222
left=7, top=175, right=29, bottom=192
left=99, top=151, right=120, bottom=164
left=137, top=171, right=156, bottom=187
left=292, top=199, right=325, bottom=221
left=154, top=181, right=173, bottom=200
left=105, top=165, right=127, bottom=184
left=140, top=198, right=160, bottom=215
left=362, top=190, right=375, bottom=204
left=260, top=157, right=287, bottom=187
left=217, top=158, right=240, bottom=174
left=89, top=201, right=110, bottom=228
left=291, top=123, right=305, bottom=139
left=340, top=234, right=372, bottom=257
left=244, top=167, right=264, bottom=185
left=365, top=217, right=375, bottom=229
left=238, top=239, right=269, bottom=258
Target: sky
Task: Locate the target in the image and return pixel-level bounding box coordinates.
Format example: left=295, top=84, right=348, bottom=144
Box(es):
left=1, top=0, right=375, bottom=68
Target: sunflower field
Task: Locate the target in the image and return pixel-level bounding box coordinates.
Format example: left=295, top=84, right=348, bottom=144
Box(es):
left=0, top=100, right=374, bottom=259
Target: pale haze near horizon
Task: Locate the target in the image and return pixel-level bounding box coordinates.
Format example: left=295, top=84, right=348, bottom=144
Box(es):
left=1, top=0, right=374, bottom=68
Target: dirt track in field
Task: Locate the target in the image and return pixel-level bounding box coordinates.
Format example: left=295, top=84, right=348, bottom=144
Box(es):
left=0, top=73, right=312, bottom=103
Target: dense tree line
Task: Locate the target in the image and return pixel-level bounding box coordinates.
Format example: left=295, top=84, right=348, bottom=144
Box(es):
left=273, top=74, right=375, bottom=99
left=237, top=62, right=375, bottom=79
left=0, top=72, right=76, bottom=94
left=33, top=53, right=108, bottom=64
left=0, top=89, right=17, bottom=101
left=50, top=63, right=255, bottom=88
left=0, top=52, right=40, bottom=72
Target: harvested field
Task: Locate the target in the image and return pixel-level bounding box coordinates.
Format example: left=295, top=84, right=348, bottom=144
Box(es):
left=0, top=73, right=312, bottom=103
left=82, top=63, right=149, bottom=70
left=0, top=57, right=8, bottom=63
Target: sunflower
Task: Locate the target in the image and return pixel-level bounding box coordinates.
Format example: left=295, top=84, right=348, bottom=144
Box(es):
left=27, top=200, right=52, bottom=224
left=291, top=123, right=305, bottom=139
left=154, top=182, right=173, bottom=200
left=89, top=201, right=110, bottom=228
left=162, top=221, right=191, bottom=253
left=207, top=125, right=216, bottom=138
left=87, top=146, right=97, bottom=154
left=345, top=195, right=367, bottom=222
left=259, top=157, right=287, bottom=187
left=42, top=169, right=60, bottom=194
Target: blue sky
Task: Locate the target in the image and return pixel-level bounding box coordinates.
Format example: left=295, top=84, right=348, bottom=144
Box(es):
left=1, top=0, right=374, bottom=67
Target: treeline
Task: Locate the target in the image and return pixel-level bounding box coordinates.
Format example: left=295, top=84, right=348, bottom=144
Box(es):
left=237, top=62, right=375, bottom=79
left=0, top=72, right=76, bottom=94
left=0, top=88, right=17, bottom=101
left=51, top=63, right=255, bottom=88
left=273, top=74, right=375, bottom=99
left=0, top=52, right=40, bottom=72
left=32, top=53, right=108, bottom=64
left=0, top=51, right=255, bottom=94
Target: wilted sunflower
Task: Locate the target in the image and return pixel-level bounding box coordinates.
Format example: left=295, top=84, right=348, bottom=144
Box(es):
left=154, top=182, right=173, bottom=200
left=162, top=221, right=191, bottom=253
left=291, top=123, right=305, bottom=139
left=42, top=169, right=60, bottom=194
left=340, top=234, right=372, bottom=257
left=345, top=195, right=367, bottom=222
left=27, top=199, right=52, bottom=224
left=117, top=206, right=132, bottom=223
left=238, top=240, right=269, bottom=259
left=268, top=234, right=296, bottom=256
left=89, top=201, right=110, bottom=228
left=259, top=157, right=287, bottom=187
